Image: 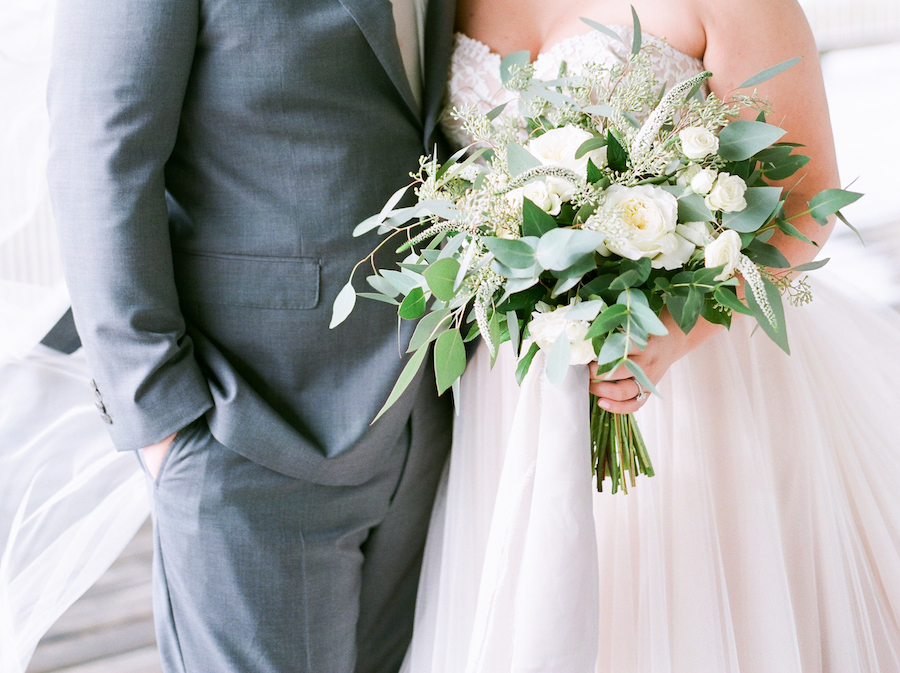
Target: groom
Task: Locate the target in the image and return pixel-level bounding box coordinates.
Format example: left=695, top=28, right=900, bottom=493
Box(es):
left=46, top=0, right=455, bottom=671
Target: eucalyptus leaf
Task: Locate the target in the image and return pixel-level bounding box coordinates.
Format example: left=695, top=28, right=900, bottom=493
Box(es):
left=434, top=329, right=467, bottom=394
left=486, top=102, right=509, bottom=121
left=582, top=104, right=619, bottom=118
left=624, top=359, right=661, bottom=397
left=575, top=135, right=608, bottom=159
left=437, top=231, right=468, bottom=260
left=484, top=236, right=538, bottom=269
left=721, top=186, right=783, bottom=233
left=507, top=142, right=543, bottom=177
left=717, top=121, right=787, bottom=161
left=745, top=239, right=791, bottom=268
left=808, top=188, right=863, bottom=225
left=366, top=274, right=399, bottom=298
left=791, top=258, right=829, bottom=273
left=515, top=342, right=541, bottom=385
left=630, top=6, right=642, bottom=54
left=597, top=331, right=629, bottom=365
left=586, top=303, right=629, bottom=339
left=406, top=308, right=451, bottom=352
left=356, top=292, right=400, bottom=306
left=535, top=228, right=606, bottom=271
left=500, top=50, right=532, bottom=86
left=580, top=17, right=626, bottom=44
left=507, top=310, right=521, bottom=356
left=551, top=276, right=582, bottom=297
left=714, top=287, right=753, bottom=316
left=762, top=154, right=810, bottom=181
left=564, top=299, right=607, bottom=322
left=630, top=302, right=668, bottom=336
left=372, top=346, right=428, bottom=423
left=398, top=287, right=427, bottom=319
left=676, top=191, right=715, bottom=222
left=329, top=282, right=356, bottom=329
left=546, top=334, right=572, bottom=387
left=423, top=258, right=461, bottom=301
left=737, top=56, right=802, bottom=89
left=353, top=183, right=410, bottom=236
left=774, top=218, right=814, bottom=246
left=381, top=269, right=421, bottom=295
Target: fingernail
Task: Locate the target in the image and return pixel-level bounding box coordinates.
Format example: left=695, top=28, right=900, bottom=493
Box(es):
left=598, top=399, right=611, bottom=409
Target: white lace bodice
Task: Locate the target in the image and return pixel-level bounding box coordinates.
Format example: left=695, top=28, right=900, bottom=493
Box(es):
left=441, top=27, right=706, bottom=150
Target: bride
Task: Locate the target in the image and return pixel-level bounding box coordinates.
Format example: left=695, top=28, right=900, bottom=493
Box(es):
left=402, top=0, right=900, bottom=672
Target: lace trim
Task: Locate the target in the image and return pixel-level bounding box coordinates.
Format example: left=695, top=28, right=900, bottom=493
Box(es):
left=442, top=27, right=706, bottom=151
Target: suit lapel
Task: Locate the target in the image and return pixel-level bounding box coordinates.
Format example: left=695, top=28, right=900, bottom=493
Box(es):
left=338, top=0, right=421, bottom=121
left=421, top=0, right=457, bottom=148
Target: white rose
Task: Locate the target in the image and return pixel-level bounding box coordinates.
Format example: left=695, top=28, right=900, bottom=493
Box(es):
left=679, top=126, right=719, bottom=160
left=676, top=162, right=702, bottom=187
left=705, top=173, right=748, bottom=212
left=526, top=126, right=607, bottom=180
left=528, top=300, right=596, bottom=366
left=704, top=229, right=743, bottom=280
left=689, top=168, right=718, bottom=195
left=506, top=180, right=565, bottom=216
left=601, top=184, right=680, bottom=262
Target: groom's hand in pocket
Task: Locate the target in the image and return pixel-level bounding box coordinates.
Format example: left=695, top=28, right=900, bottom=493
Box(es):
left=141, top=432, right=177, bottom=480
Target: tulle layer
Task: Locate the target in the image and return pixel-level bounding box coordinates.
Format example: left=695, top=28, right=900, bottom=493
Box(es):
left=403, top=273, right=900, bottom=673
left=0, top=347, right=148, bottom=673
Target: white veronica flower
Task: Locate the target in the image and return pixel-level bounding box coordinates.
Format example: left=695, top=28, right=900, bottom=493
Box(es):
left=705, top=229, right=743, bottom=280
left=528, top=300, right=596, bottom=365
left=705, top=173, right=748, bottom=212
left=679, top=126, right=719, bottom=160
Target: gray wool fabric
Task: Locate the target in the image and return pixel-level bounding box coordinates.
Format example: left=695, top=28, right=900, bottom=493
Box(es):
left=46, top=0, right=456, bottom=669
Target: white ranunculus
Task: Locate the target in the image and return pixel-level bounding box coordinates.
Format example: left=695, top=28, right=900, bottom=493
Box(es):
left=679, top=126, right=719, bottom=160
left=705, top=173, right=748, bottom=213
left=676, top=220, right=713, bottom=247
left=528, top=300, right=596, bottom=365
left=526, top=126, right=607, bottom=180
left=689, top=168, right=718, bottom=195
left=506, top=180, right=563, bottom=216
left=601, top=184, right=680, bottom=262
left=705, top=229, right=743, bottom=280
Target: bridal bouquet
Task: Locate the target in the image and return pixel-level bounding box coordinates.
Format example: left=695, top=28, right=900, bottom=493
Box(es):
left=331, top=15, right=860, bottom=492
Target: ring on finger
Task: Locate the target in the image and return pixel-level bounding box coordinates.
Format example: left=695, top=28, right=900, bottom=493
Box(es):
left=633, top=378, right=649, bottom=402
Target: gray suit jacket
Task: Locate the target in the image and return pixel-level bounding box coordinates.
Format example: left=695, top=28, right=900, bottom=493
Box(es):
left=47, top=0, right=456, bottom=485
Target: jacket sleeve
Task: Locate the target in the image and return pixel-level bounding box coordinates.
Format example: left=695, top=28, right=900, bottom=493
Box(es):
left=47, top=0, right=214, bottom=451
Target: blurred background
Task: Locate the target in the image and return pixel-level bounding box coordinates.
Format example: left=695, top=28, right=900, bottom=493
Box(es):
left=801, top=0, right=900, bottom=306
left=1, top=0, right=899, bottom=672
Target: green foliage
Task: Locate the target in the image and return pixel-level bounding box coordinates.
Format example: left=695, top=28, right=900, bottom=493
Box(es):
left=434, top=329, right=466, bottom=394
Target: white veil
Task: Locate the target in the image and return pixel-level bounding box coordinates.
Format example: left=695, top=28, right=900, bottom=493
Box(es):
left=0, top=3, right=149, bottom=671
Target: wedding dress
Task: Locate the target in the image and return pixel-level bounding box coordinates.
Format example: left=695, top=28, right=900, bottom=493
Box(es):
left=401, top=29, right=900, bottom=673
left=0, top=3, right=149, bottom=671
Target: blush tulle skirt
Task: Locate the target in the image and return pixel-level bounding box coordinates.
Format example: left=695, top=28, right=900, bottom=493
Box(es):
left=401, top=273, right=900, bottom=673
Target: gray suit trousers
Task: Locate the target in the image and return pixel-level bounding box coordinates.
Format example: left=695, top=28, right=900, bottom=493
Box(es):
left=145, top=386, right=451, bottom=673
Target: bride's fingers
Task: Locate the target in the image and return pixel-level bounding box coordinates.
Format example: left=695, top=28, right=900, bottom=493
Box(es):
left=589, top=376, right=641, bottom=402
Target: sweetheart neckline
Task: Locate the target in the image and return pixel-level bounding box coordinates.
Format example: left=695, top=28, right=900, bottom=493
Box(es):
left=453, top=27, right=701, bottom=68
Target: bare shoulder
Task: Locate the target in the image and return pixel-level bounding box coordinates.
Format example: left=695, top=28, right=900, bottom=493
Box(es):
left=695, top=0, right=819, bottom=89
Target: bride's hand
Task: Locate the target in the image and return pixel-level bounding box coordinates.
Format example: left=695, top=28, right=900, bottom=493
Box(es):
left=588, top=311, right=727, bottom=414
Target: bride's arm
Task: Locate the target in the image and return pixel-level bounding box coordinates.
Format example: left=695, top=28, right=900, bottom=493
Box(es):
left=590, top=0, right=841, bottom=412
